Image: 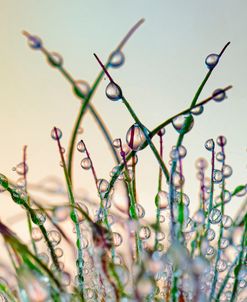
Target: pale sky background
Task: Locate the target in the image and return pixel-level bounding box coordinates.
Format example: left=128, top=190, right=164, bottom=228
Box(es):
left=0, top=0, right=246, bottom=238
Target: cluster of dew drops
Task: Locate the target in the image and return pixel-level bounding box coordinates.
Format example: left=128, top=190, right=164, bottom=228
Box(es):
left=0, top=37, right=246, bottom=302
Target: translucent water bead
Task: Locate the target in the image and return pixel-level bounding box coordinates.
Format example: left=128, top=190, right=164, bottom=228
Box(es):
left=205, top=53, right=219, bottom=69
left=208, top=208, right=222, bottom=224
left=172, top=113, right=194, bottom=134
left=14, top=162, right=29, bottom=176
left=26, top=34, right=42, bottom=49
left=77, top=140, right=86, bottom=152
left=126, top=123, right=146, bottom=151
left=109, top=50, right=125, bottom=68
left=96, top=179, right=109, bottom=196
left=48, top=52, right=63, bottom=68
left=47, top=230, right=61, bottom=246
left=51, top=127, right=62, bottom=140
left=105, top=82, right=122, bottom=101
left=139, top=226, right=151, bottom=240
left=80, top=158, right=92, bottom=170
left=205, top=139, right=215, bottom=151
left=217, top=135, right=227, bottom=147
left=212, top=89, right=226, bottom=102
left=213, top=169, right=223, bottom=183
left=112, top=232, right=123, bottom=247
left=73, top=80, right=91, bottom=99
left=191, top=105, right=204, bottom=116
left=31, top=227, right=43, bottom=241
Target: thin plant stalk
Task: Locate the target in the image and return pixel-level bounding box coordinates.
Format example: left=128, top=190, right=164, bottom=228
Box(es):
left=22, top=146, right=38, bottom=256
left=209, top=137, right=226, bottom=301
left=53, top=127, right=84, bottom=296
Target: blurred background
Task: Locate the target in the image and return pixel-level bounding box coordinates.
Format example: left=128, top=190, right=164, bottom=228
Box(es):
left=0, top=0, right=246, bottom=242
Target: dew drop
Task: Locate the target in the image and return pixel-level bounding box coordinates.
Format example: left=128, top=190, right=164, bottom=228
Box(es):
left=126, top=123, right=146, bottom=151
left=32, top=210, right=46, bottom=226
left=109, top=50, right=125, bottom=68
left=73, top=80, right=90, bottom=99
left=195, top=158, right=208, bottom=170
left=77, top=127, right=83, bottom=134
left=80, top=158, right=92, bottom=170
left=27, top=35, right=42, bottom=49
left=112, top=138, right=121, bottom=148
left=222, top=215, right=233, bottom=229
left=38, top=252, right=49, bottom=265
left=48, top=52, right=63, bottom=67
left=217, top=135, right=227, bottom=147
left=158, top=127, right=166, bottom=136
left=205, top=139, right=215, bottom=151
left=193, top=210, right=205, bottom=225
left=205, top=53, right=219, bottom=69
left=61, top=272, right=71, bottom=286
left=172, top=114, right=194, bottom=134
left=31, top=227, right=43, bottom=241
left=208, top=208, right=222, bottom=224
left=213, top=169, right=223, bottom=183
left=77, top=140, right=86, bottom=152
left=15, top=162, right=29, bottom=176
left=105, top=82, right=122, bottom=101
left=47, top=230, right=61, bottom=247
left=191, top=105, right=204, bottom=116
left=97, top=179, right=109, bottom=195
left=216, top=259, right=227, bottom=272
left=139, top=226, right=151, bottom=240
left=52, top=206, right=69, bottom=223
left=155, top=191, right=169, bottom=209
left=157, top=231, right=165, bottom=241
left=172, top=171, right=185, bottom=188
left=51, top=128, right=62, bottom=140
left=54, top=247, right=63, bottom=258
left=74, top=202, right=89, bottom=223
left=85, top=288, right=95, bottom=299
left=212, top=89, right=226, bottom=102
left=206, top=246, right=215, bottom=256
left=206, top=228, right=215, bottom=241
left=216, top=151, right=225, bottom=162
left=222, top=164, right=233, bottom=178
left=220, top=237, right=229, bottom=249
left=112, top=232, right=123, bottom=247
left=136, top=203, right=145, bottom=218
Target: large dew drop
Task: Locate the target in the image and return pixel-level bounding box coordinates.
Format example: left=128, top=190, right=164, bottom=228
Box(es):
left=205, top=139, right=215, bottom=151
left=109, top=50, right=125, bottom=68
left=208, top=208, right=222, bottom=224
left=205, top=53, right=219, bottom=69
left=212, top=89, right=226, bottom=102
left=73, top=80, right=90, bottom=99
left=172, top=114, right=194, bottom=134
left=48, top=52, right=63, bottom=68
left=51, top=128, right=62, bottom=140
left=126, top=123, right=146, bottom=151
left=105, top=82, right=122, bottom=101
left=80, top=158, right=92, bottom=170
left=27, top=35, right=42, bottom=49
left=77, top=140, right=86, bottom=152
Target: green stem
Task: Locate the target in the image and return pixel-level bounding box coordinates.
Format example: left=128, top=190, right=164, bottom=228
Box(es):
left=229, top=214, right=247, bottom=302
left=53, top=128, right=84, bottom=296
left=215, top=255, right=239, bottom=301
left=209, top=141, right=226, bottom=301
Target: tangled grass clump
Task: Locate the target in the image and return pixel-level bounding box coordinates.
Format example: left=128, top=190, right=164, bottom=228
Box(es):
left=0, top=19, right=246, bottom=302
